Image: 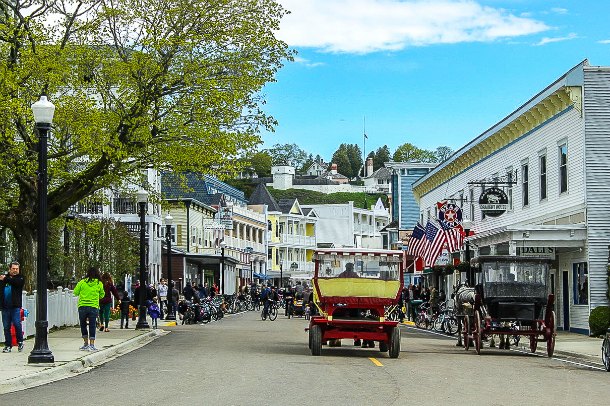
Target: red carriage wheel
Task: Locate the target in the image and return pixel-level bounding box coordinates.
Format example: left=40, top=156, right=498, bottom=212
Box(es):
left=474, top=310, right=482, bottom=355
left=528, top=320, right=538, bottom=353
left=546, top=311, right=556, bottom=357
left=463, top=315, right=471, bottom=351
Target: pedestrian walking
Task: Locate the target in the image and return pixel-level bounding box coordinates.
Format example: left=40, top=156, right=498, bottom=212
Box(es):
left=119, top=291, right=131, bottom=329
left=99, top=272, right=120, bottom=332
left=74, top=267, right=105, bottom=351
left=158, top=279, right=168, bottom=319
left=148, top=297, right=160, bottom=329
left=0, top=261, right=25, bottom=353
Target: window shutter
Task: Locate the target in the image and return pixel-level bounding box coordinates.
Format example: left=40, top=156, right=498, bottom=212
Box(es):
left=177, top=224, right=183, bottom=246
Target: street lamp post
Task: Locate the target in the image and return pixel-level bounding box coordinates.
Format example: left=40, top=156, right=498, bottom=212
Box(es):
left=279, top=263, right=283, bottom=289
left=462, top=220, right=472, bottom=286
left=165, top=214, right=176, bottom=320
left=219, top=240, right=226, bottom=295
left=29, top=95, right=55, bottom=364
left=136, top=189, right=150, bottom=329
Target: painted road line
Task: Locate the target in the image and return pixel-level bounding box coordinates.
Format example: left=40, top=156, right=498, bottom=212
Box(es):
left=369, top=357, right=383, bottom=367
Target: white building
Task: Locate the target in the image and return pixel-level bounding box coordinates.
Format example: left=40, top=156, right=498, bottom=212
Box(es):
left=301, top=199, right=390, bottom=249
left=72, top=169, right=163, bottom=284
left=413, top=60, right=610, bottom=335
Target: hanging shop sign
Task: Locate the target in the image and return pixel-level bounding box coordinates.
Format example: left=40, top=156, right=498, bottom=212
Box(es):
left=437, top=201, right=463, bottom=229
left=479, top=187, right=508, bottom=217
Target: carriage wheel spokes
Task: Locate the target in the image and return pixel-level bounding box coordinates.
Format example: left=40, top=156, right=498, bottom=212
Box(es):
left=602, top=335, right=610, bottom=372
left=546, top=311, right=556, bottom=358
left=463, top=315, right=471, bottom=351
left=529, top=321, right=538, bottom=353
left=474, top=310, right=482, bottom=355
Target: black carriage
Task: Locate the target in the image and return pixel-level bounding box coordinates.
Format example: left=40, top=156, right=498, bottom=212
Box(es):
left=462, top=256, right=556, bottom=357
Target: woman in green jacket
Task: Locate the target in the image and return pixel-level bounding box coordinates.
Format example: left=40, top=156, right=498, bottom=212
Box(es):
left=73, top=267, right=105, bottom=351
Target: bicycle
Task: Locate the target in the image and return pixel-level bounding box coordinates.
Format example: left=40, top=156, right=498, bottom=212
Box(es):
left=415, top=302, right=432, bottom=329
left=260, top=300, right=278, bottom=321
left=602, top=328, right=610, bottom=372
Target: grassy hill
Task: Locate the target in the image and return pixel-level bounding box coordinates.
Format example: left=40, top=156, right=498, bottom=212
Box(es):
left=225, top=180, right=388, bottom=209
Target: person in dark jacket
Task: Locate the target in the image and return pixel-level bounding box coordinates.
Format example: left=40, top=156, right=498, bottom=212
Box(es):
left=119, top=291, right=132, bottom=329
left=183, top=282, right=194, bottom=301
left=0, top=261, right=25, bottom=352
left=99, top=272, right=121, bottom=332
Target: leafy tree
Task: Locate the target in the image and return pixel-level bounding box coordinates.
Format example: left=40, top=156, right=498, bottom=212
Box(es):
left=331, top=144, right=362, bottom=179
left=267, top=143, right=310, bottom=170
left=249, top=151, right=273, bottom=177
left=371, top=145, right=391, bottom=171
left=47, top=217, right=138, bottom=288
left=331, top=146, right=352, bottom=178
left=0, top=0, right=293, bottom=289
left=434, top=146, right=454, bottom=163
left=393, top=143, right=436, bottom=162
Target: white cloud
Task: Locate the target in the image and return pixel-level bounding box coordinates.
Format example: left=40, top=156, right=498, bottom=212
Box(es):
left=598, top=39, right=610, bottom=44
left=550, top=7, right=568, bottom=15
left=534, top=32, right=578, bottom=46
left=278, top=0, right=550, bottom=53
left=293, top=56, right=325, bottom=68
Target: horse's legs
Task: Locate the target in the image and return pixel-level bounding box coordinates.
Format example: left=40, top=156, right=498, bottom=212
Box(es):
left=456, top=315, right=463, bottom=346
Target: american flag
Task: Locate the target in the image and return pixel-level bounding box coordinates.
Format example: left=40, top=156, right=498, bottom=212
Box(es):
left=424, top=220, right=446, bottom=267
left=444, top=225, right=465, bottom=253
left=406, top=223, right=427, bottom=259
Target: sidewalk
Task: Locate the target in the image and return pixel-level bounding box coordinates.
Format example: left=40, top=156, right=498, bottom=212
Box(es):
left=0, top=318, right=169, bottom=394
left=402, top=320, right=604, bottom=364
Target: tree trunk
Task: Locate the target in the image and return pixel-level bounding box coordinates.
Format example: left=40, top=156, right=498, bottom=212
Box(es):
left=13, top=226, right=37, bottom=292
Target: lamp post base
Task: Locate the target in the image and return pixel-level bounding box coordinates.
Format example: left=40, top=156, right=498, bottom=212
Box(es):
left=165, top=302, right=176, bottom=320
left=135, top=305, right=150, bottom=329
left=28, top=321, right=54, bottom=364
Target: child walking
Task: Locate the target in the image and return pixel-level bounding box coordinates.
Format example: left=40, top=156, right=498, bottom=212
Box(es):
left=120, top=291, right=131, bottom=329
left=148, top=297, right=161, bottom=329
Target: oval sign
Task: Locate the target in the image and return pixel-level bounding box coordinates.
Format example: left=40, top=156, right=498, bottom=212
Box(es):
left=479, top=187, right=508, bottom=217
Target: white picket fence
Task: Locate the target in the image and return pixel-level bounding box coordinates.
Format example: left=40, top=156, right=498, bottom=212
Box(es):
left=0, top=288, right=80, bottom=342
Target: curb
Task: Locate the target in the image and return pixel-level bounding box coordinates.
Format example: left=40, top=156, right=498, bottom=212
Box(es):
left=0, top=329, right=165, bottom=394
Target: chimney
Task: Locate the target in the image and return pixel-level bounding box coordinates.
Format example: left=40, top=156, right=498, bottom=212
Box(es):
left=366, top=157, right=373, bottom=177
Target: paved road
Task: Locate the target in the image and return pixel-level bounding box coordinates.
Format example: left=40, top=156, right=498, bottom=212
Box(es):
left=2, top=311, right=608, bottom=405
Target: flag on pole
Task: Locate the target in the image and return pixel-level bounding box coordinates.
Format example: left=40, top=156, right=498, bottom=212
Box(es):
left=406, top=223, right=427, bottom=259
left=444, top=225, right=465, bottom=253
left=424, top=220, right=445, bottom=268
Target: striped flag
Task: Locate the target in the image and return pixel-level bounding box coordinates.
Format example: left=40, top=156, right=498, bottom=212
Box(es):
left=424, top=220, right=446, bottom=268
left=406, top=223, right=427, bottom=259
left=444, top=225, right=465, bottom=253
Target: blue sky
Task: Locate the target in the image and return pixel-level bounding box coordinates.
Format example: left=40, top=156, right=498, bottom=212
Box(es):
left=260, top=0, right=610, bottom=161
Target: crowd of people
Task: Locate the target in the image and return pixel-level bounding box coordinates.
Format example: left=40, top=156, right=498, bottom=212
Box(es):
left=398, top=283, right=446, bottom=322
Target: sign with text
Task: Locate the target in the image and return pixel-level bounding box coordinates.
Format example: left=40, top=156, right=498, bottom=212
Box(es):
left=479, top=187, right=508, bottom=217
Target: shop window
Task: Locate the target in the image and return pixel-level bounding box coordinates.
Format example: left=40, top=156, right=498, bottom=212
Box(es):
left=559, top=144, right=568, bottom=194
left=573, top=262, right=588, bottom=305
left=521, top=163, right=529, bottom=207
left=539, top=154, right=547, bottom=200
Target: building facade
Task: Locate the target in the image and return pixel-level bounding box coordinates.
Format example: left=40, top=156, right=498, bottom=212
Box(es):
left=413, top=60, right=610, bottom=334
left=301, top=199, right=390, bottom=249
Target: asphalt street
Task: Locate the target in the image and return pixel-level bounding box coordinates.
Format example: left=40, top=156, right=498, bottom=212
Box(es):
left=1, top=310, right=608, bottom=406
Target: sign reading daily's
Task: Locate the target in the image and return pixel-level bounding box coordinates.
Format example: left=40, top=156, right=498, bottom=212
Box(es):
left=479, top=187, right=508, bottom=217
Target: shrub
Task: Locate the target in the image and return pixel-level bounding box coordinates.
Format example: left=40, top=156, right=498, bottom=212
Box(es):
left=588, top=306, right=610, bottom=337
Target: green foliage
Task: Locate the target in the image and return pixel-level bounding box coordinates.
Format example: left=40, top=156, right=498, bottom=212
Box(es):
left=248, top=151, right=273, bottom=177
left=393, top=143, right=436, bottom=163
left=588, top=306, right=610, bottom=337
left=0, top=0, right=293, bottom=284
left=267, top=188, right=387, bottom=209
left=267, top=143, right=310, bottom=170
left=331, top=144, right=362, bottom=179
left=434, top=146, right=454, bottom=163
left=455, top=261, right=471, bottom=273
left=370, top=145, right=391, bottom=171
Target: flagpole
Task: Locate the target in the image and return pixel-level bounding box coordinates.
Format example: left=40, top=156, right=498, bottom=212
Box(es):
left=363, top=116, right=366, bottom=177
